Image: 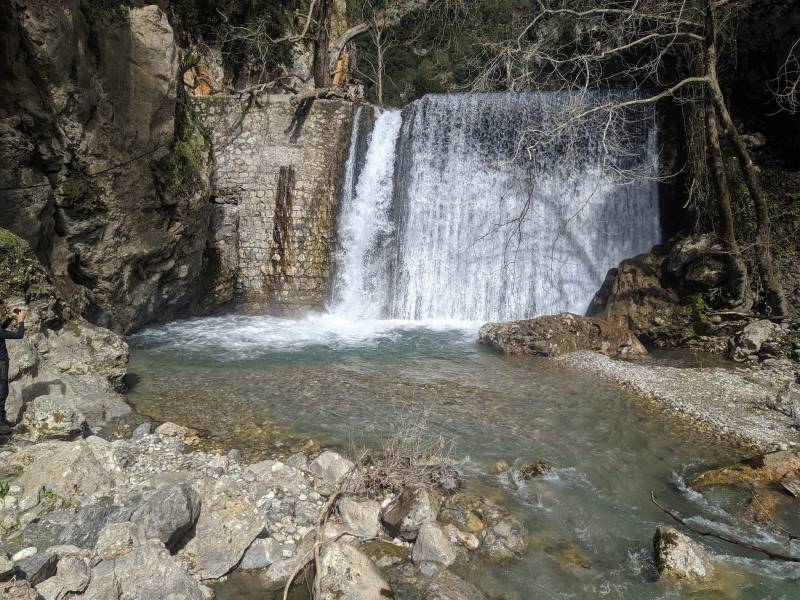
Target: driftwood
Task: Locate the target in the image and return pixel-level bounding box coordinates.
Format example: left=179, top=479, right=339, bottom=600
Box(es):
left=650, top=490, right=800, bottom=562
left=283, top=463, right=366, bottom=600
left=289, top=87, right=356, bottom=105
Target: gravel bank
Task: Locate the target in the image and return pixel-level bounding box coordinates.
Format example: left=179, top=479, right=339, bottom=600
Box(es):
left=556, top=351, right=799, bottom=452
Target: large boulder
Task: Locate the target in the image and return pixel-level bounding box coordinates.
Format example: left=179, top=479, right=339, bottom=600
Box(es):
left=653, top=525, right=713, bottom=580
left=480, top=313, right=646, bottom=358
left=729, top=320, right=784, bottom=362
left=13, top=440, right=117, bottom=509
left=181, top=479, right=265, bottom=580
left=131, top=483, right=201, bottom=550
left=82, top=539, right=206, bottom=600
left=19, top=394, right=88, bottom=441
left=318, top=542, right=393, bottom=600
left=382, top=487, right=441, bottom=541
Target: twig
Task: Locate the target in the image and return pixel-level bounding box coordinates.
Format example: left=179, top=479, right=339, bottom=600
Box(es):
left=650, top=490, right=800, bottom=562
left=747, top=486, right=800, bottom=544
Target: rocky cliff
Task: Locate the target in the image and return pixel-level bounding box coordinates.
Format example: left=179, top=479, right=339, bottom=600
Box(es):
left=0, top=1, right=213, bottom=333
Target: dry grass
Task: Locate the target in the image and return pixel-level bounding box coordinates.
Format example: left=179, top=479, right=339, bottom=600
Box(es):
left=349, top=404, right=463, bottom=497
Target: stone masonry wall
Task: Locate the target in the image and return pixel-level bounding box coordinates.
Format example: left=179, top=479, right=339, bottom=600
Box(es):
left=191, top=95, right=353, bottom=313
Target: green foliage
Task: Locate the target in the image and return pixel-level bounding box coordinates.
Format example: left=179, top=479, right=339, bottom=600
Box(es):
left=0, top=481, right=9, bottom=500
left=170, top=109, right=208, bottom=181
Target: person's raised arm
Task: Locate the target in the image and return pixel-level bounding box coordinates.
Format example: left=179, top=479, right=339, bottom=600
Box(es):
left=0, top=311, right=25, bottom=339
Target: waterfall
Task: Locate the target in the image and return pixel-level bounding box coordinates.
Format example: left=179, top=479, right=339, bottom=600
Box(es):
left=332, top=92, right=661, bottom=322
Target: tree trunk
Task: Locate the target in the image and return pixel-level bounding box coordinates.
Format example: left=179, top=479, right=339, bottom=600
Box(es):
left=313, top=0, right=334, bottom=88
left=704, top=0, right=788, bottom=316
left=704, top=102, right=749, bottom=307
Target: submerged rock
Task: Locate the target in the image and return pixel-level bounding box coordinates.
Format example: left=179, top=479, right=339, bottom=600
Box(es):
left=318, top=541, right=393, bottom=600
left=439, top=493, right=528, bottom=562
left=516, top=460, right=551, bottom=480
left=543, top=540, right=591, bottom=571
left=653, top=525, right=713, bottom=580
left=689, top=450, right=800, bottom=489
left=741, top=493, right=777, bottom=523
left=479, top=313, right=646, bottom=358
left=360, top=540, right=408, bottom=569
left=382, top=486, right=441, bottom=540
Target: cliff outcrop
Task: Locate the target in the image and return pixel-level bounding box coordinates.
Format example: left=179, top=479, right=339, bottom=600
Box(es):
left=0, top=2, right=212, bottom=333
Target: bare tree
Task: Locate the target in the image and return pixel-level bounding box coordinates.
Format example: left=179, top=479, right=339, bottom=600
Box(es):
left=351, top=2, right=396, bottom=104
left=773, top=38, right=800, bottom=114
left=469, top=0, right=787, bottom=315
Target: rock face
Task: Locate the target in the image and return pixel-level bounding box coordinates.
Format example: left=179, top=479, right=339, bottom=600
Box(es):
left=479, top=313, right=646, bottom=358
left=318, top=542, right=393, bottom=600
left=0, top=229, right=129, bottom=430
left=653, top=526, right=713, bottom=580
left=0, top=2, right=218, bottom=333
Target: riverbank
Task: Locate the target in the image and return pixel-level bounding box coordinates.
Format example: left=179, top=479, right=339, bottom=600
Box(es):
left=556, top=351, right=798, bottom=452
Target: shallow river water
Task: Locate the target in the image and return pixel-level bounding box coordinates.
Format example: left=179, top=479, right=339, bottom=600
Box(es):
left=127, top=314, right=800, bottom=599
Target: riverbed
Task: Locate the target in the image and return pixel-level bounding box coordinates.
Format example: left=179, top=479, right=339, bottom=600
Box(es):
left=127, top=314, right=800, bottom=598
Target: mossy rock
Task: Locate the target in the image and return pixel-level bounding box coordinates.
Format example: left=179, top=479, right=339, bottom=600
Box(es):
left=0, top=228, right=65, bottom=326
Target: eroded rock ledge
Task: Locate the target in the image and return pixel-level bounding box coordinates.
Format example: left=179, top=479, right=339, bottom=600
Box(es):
left=479, top=313, right=647, bottom=358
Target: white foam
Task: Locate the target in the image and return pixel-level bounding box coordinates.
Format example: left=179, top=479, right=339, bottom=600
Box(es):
left=130, top=313, right=481, bottom=359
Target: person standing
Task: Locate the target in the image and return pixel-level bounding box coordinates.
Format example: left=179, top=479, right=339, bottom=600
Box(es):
left=0, top=308, right=25, bottom=428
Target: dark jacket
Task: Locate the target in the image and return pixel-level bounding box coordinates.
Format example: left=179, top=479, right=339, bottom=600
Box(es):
left=0, top=318, right=24, bottom=362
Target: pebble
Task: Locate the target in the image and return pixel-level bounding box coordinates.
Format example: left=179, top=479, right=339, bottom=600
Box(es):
left=12, top=547, right=37, bottom=562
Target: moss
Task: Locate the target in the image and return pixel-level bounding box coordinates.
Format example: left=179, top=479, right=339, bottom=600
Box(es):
left=168, top=108, right=209, bottom=182
left=63, top=319, right=83, bottom=335
left=0, top=228, right=49, bottom=313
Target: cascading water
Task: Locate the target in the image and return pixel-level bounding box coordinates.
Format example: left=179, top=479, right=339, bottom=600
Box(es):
left=333, top=92, right=661, bottom=322
left=331, top=107, right=403, bottom=318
